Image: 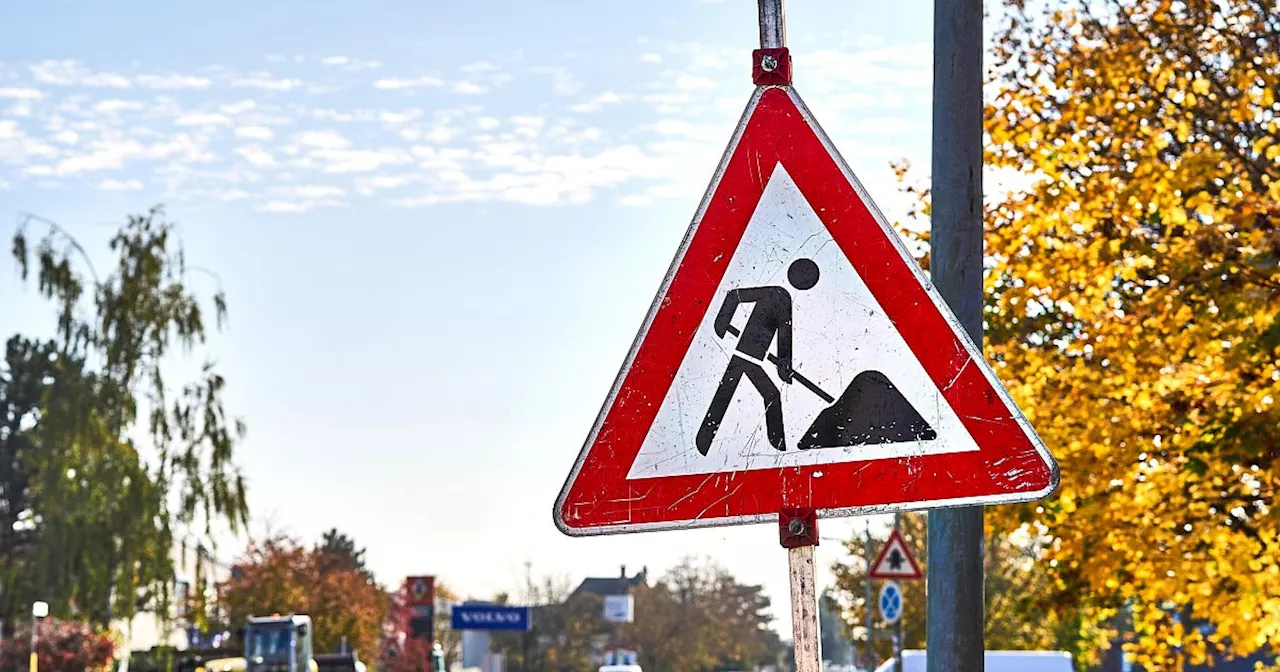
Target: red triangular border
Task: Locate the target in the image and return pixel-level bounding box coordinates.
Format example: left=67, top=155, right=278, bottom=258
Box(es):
left=555, top=87, right=1057, bottom=535
left=869, top=529, right=924, bottom=580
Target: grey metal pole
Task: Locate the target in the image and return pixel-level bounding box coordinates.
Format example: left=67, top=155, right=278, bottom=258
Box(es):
left=757, top=0, right=785, bottom=48
left=893, top=512, right=904, bottom=672
left=865, top=523, right=875, bottom=669
left=927, top=0, right=986, bottom=670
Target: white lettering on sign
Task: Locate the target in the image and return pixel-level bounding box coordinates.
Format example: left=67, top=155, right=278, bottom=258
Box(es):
left=459, top=611, right=523, bottom=625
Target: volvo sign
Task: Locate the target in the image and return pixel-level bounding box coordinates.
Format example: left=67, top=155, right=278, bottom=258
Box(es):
left=450, top=604, right=533, bottom=632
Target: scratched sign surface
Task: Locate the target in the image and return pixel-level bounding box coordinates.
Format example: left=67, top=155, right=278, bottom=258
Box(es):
left=554, top=87, right=1057, bottom=536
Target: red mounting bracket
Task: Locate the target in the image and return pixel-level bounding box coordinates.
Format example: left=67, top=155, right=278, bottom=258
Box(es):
left=779, top=507, right=818, bottom=548
left=753, top=48, right=792, bottom=86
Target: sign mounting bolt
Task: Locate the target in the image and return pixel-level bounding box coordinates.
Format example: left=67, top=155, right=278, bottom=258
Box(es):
left=761, top=54, right=779, bottom=72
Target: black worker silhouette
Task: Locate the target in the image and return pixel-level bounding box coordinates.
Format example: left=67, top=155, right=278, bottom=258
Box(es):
left=696, top=257, right=938, bottom=457
left=697, top=259, right=820, bottom=455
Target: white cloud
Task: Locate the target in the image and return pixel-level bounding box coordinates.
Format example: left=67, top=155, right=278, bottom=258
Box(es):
left=26, top=133, right=212, bottom=177
left=674, top=75, right=717, bottom=91
left=374, top=76, right=445, bottom=90
left=532, top=66, right=582, bottom=96
left=0, top=179, right=9, bottom=190
left=0, top=88, right=43, bottom=100
left=804, top=45, right=930, bottom=90
left=220, top=100, right=257, bottom=115
left=321, top=56, right=381, bottom=70
left=235, top=144, right=277, bottom=167
left=0, top=119, right=59, bottom=165
left=257, top=200, right=311, bottom=213
left=256, top=187, right=346, bottom=213
left=99, top=178, right=143, bottom=191
left=295, top=130, right=350, bottom=150
left=235, top=126, right=275, bottom=140
left=273, top=184, right=345, bottom=199
left=289, top=129, right=411, bottom=173
left=379, top=109, right=423, bottom=125
left=316, top=148, right=412, bottom=174
left=220, top=189, right=253, bottom=201
left=231, top=74, right=304, bottom=91
left=30, top=60, right=131, bottom=88
left=175, top=112, right=232, bottom=127
left=355, top=174, right=420, bottom=195
left=511, top=116, right=545, bottom=138
left=569, top=91, right=624, bottom=113
left=690, top=53, right=730, bottom=70
left=92, top=99, right=145, bottom=113
left=0, top=41, right=930, bottom=212
left=137, top=74, right=212, bottom=89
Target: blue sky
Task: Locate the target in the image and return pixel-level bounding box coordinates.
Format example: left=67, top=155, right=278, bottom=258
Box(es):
left=0, top=0, right=937, bottom=635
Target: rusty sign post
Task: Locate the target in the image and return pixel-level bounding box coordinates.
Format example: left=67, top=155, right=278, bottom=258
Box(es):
left=555, top=0, right=1057, bottom=666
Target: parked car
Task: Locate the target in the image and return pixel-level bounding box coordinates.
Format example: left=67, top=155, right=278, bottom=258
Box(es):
left=874, top=650, right=1074, bottom=672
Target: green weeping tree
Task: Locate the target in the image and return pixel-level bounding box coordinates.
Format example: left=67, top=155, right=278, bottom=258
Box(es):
left=0, top=207, right=248, bottom=629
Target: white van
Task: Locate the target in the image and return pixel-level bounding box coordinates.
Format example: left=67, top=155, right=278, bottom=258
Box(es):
left=874, top=650, right=1074, bottom=672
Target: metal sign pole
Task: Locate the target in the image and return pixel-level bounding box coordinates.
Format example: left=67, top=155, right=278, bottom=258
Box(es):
left=757, top=7, right=816, bottom=667
left=927, top=0, right=986, bottom=671
left=781, top=508, right=821, bottom=672
left=758, top=0, right=785, bottom=49
left=865, top=522, right=876, bottom=669
left=894, top=513, right=904, bottom=672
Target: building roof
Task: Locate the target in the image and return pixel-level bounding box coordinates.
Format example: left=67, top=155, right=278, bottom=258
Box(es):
left=571, top=565, right=648, bottom=598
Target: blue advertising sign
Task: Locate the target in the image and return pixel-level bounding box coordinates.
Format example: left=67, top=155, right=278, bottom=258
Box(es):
left=450, top=604, right=532, bottom=631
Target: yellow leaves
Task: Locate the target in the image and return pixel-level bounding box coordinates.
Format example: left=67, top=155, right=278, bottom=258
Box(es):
left=983, top=3, right=1280, bottom=666
left=1176, top=118, right=1193, bottom=143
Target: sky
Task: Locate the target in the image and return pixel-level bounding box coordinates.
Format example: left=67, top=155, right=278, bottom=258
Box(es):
left=0, top=0, right=940, bottom=637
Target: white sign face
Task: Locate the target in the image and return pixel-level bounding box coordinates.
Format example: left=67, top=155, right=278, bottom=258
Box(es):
left=878, top=581, right=903, bottom=625
left=627, top=164, right=979, bottom=480
left=603, top=594, right=634, bottom=623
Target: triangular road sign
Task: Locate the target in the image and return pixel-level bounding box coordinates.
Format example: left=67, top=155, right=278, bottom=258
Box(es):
left=554, top=86, right=1057, bottom=536
left=869, top=529, right=923, bottom=581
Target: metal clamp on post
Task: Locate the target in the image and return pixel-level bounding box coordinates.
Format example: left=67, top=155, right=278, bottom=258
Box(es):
left=753, top=48, right=792, bottom=86
left=754, top=0, right=791, bottom=86
left=779, top=507, right=818, bottom=548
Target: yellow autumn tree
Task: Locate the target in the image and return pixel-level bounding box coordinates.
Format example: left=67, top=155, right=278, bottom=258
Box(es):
left=980, top=0, right=1280, bottom=668
left=830, top=514, right=1084, bottom=665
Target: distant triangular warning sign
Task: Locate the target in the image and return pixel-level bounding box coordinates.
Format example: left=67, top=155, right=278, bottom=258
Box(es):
left=554, top=86, right=1057, bottom=536
left=869, top=529, right=923, bottom=581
